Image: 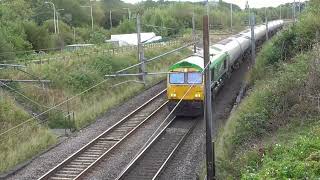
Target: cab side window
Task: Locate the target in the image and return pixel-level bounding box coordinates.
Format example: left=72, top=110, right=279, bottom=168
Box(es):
left=224, top=59, right=227, bottom=69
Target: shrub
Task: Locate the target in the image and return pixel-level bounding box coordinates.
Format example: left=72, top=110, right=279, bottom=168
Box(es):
left=66, top=68, right=101, bottom=92
left=241, top=122, right=320, bottom=179
left=23, top=21, right=52, bottom=50
left=113, top=19, right=136, bottom=34
left=217, top=51, right=312, bottom=179
left=0, top=34, right=15, bottom=62
left=0, top=91, right=56, bottom=173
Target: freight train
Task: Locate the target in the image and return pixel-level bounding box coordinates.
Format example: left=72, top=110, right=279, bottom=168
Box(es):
left=167, top=20, right=284, bottom=116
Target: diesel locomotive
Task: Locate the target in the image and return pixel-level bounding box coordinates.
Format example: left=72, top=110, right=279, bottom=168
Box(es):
left=167, top=20, right=284, bottom=116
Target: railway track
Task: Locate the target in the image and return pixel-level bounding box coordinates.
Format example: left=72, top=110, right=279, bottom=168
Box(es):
left=116, top=117, right=197, bottom=180
left=39, top=89, right=168, bottom=180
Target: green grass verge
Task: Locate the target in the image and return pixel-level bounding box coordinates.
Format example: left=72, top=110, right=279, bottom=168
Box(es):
left=241, top=119, right=320, bottom=179
left=0, top=43, right=191, bottom=130
left=216, top=3, right=320, bottom=177
left=0, top=43, right=190, bottom=174
left=216, top=50, right=317, bottom=178
left=0, top=91, right=56, bottom=173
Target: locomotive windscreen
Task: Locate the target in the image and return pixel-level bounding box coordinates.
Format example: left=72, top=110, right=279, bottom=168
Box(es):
left=170, top=73, right=185, bottom=84
left=187, top=73, right=202, bottom=84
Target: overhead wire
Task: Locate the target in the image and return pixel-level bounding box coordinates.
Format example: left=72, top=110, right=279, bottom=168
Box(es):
left=2, top=18, right=206, bottom=132
left=0, top=70, right=170, bottom=139
left=0, top=78, right=109, bottom=138
left=0, top=22, right=196, bottom=139
left=127, top=59, right=211, bottom=166
left=0, top=81, right=49, bottom=108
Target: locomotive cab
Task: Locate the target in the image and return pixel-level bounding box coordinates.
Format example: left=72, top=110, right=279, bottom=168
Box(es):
left=167, top=55, right=204, bottom=116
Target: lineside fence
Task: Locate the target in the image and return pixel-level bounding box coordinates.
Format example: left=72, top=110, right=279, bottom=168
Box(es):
left=0, top=40, right=196, bottom=140
left=1, top=39, right=192, bottom=66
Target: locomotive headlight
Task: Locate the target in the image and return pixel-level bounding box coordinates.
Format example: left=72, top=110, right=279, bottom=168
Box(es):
left=170, top=93, right=177, bottom=97
left=195, top=93, right=201, bottom=98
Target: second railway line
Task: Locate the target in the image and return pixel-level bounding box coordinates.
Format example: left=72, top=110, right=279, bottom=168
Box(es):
left=39, top=89, right=170, bottom=180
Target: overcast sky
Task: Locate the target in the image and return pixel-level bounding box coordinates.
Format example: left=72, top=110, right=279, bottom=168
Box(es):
left=122, top=0, right=306, bottom=9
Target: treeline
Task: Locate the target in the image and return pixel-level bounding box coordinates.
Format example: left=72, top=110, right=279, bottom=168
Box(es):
left=0, top=0, right=301, bottom=62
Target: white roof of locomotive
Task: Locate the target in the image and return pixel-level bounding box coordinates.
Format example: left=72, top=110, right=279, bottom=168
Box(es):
left=176, top=47, right=226, bottom=70
left=179, top=55, right=205, bottom=69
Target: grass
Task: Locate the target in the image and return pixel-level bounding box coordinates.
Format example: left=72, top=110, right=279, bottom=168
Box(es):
left=0, top=41, right=191, bottom=173
left=215, top=6, right=320, bottom=178
left=0, top=42, right=191, bottom=129
left=216, top=51, right=316, bottom=178
left=240, top=119, right=320, bottom=179
left=0, top=91, right=56, bottom=173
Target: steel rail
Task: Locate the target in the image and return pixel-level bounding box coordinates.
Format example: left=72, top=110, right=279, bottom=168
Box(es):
left=73, top=101, right=169, bottom=180
left=116, top=118, right=197, bottom=180
left=116, top=116, right=176, bottom=180
left=38, top=89, right=167, bottom=180
left=152, top=120, right=198, bottom=180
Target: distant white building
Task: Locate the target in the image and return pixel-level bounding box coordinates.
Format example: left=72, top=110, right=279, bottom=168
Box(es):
left=106, top=32, right=162, bottom=47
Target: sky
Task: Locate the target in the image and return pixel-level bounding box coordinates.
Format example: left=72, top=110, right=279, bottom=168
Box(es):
left=122, top=0, right=306, bottom=9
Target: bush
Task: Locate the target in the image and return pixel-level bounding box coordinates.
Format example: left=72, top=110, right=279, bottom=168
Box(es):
left=113, top=19, right=136, bottom=34
left=0, top=34, right=15, bottom=62
left=88, top=27, right=110, bottom=44
left=217, top=47, right=315, bottom=179
left=0, top=91, right=56, bottom=173
left=66, top=68, right=101, bottom=92
left=241, top=121, right=320, bottom=179
left=23, top=21, right=52, bottom=50
left=89, top=56, right=113, bottom=75
left=217, top=1, right=320, bottom=178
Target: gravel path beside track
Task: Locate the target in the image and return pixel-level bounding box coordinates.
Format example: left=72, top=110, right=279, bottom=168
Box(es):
left=5, top=82, right=166, bottom=180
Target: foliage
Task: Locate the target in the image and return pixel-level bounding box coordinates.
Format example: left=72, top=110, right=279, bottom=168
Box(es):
left=0, top=0, right=295, bottom=63
left=250, top=2, right=320, bottom=83
left=0, top=42, right=190, bottom=172
left=113, top=19, right=136, bottom=34
left=217, top=43, right=319, bottom=179
left=23, top=21, right=52, bottom=50
left=217, top=0, right=320, bottom=178
left=0, top=91, right=56, bottom=173
left=241, top=121, right=320, bottom=179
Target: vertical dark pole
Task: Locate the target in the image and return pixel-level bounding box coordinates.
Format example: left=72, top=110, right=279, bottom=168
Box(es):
left=293, top=0, right=296, bottom=22
left=265, top=7, right=269, bottom=40
left=110, top=10, right=113, bottom=29
left=66, top=97, right=70, bottom=136
left=73, top=27, right=76, bottom=43
left=72, top=112, right=75, bottom=131
left=192, top=12, right=197, bottom=53
left=90, top=4, right=94, bottom=31
left=298, top=0, right=301, bottom=14
left=230, top=3, right=233, bottom=32
left=250, top=13, right=256, bottom=66
left=203, top=15, right=214, bottom=180
left=280, top=5, right=282, bottom=20
left=137, top=14, right=146, bottom=85
left=245, top=1, right=250, bottom=27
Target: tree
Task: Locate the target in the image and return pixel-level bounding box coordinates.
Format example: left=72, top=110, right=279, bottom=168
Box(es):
left=24, top=21, right=51, bottom=50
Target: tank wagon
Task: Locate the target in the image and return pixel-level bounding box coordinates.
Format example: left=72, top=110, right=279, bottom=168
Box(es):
left=167, top=20, right=284, bottom=116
